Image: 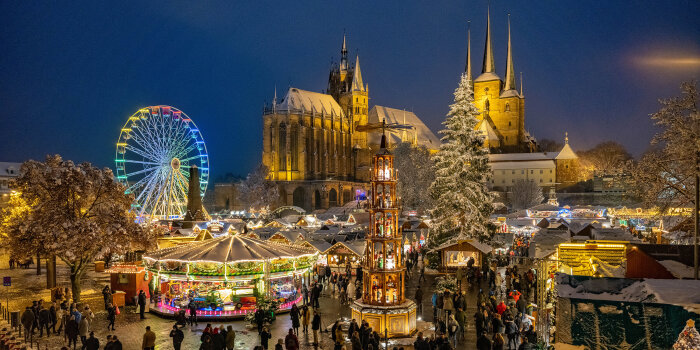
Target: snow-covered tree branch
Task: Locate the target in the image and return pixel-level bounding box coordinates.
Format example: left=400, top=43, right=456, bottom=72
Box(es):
left=0, top=155, right=156, bottom=302
left=511, top=179, right=544, bottom=210
left=429, top=73, right=493, bottom=245
left=393, top=142, right=435, bottom=215
left=237, top=163, right=279, bottom=213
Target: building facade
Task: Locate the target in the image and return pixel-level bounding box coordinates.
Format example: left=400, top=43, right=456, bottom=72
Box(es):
left=0, top=162, right=21, bottom=207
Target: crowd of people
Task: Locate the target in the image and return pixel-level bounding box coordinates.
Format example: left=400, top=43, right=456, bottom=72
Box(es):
left=424, top=262, right=540, bottom=350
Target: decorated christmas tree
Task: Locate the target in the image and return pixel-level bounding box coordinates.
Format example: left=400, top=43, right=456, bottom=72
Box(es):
left=429, top=72, right=493, bottom=245
left=673, top=319, right=700, bottom=350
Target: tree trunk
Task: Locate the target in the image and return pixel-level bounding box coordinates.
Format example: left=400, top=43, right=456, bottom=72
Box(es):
left=69, top=266, right=83, bottom=303
left=36, top=254, right=41, bottom=275
left=46, top=255, right=57, bottom=289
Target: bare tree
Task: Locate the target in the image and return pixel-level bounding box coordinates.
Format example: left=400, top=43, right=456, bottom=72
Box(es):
left=538, top=139, right=563, bottom=152
left=579, top=141, right=632, bottom=178
left=237, top=163, right=279, bottom=213
left=394, top=142, right=435, bottom=215
left=630, top=81, right=698, bottom=212
left=511, top=179, right=544, bottom=210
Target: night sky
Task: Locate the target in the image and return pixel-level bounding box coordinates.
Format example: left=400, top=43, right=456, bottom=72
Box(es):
left=1, top=1, right=699, bottom=179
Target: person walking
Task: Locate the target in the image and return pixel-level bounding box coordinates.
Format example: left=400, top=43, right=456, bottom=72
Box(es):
left=21, top=307, right=34, bottom=341
left=142, top=326, right=156, bottom=350
left=78, top=315, right=89, bottom=349
left=65, top=315, right=79, bottom=349
left=106, top=303, right=116, bottom=331
left=414, top=285, right=423, bottom=316
left=285, top=328, right=300, bottom=350
left=170, top=325, right=184, bottom=350
left=447, top=314, right=459, bottom=348
left=188, top=299, right=198, bottom=326
left=311, top=310, right=321, bottom=346
left=137, top=290, right=147, bottom=320
left=260, top=326, right=271, bottom=350
left=85, top=332, right=99, bottom=350
left=111, top=335, right=123, bottom=350
left=225, top=325, right=236, bottom=350
left=333, top=324, right=344, bottom=350
left=301, top=305, right=310, bottom=333
left=290, top=304, right=300, bottom=335
left=476, top=331, right=492, bottom=350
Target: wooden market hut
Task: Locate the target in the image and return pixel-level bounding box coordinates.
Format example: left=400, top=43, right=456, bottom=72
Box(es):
left=434, top=237, right=492, bottom=272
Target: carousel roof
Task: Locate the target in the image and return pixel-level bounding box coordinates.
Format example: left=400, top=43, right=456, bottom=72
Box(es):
left=143, top=234, right=316, bottom=264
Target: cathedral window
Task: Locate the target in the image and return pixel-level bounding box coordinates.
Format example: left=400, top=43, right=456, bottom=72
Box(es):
left=485, top=99, right=490, bottom=111
left=508, top=121, right=512, bottom=127
left=505, top=103, right=510, bottom=112
left=278, top=123, right=287, bottom=171
left=290, top=124, right=299, bottom=171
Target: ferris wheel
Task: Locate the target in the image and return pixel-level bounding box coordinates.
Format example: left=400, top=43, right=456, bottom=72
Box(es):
left=115, top=106, right=209, bottom=220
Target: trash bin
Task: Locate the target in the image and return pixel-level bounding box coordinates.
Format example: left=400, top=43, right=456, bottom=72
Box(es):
left=10, top=311, right=19, bottom=328
left=94, top=261, right=105, bottom=272
left=112, top=291, right=126, bottom=308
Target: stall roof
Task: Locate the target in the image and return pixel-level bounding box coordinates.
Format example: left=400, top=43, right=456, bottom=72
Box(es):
left=144, top=235, right=315, bottom=263
left=434, top=236, right=492, bottom=254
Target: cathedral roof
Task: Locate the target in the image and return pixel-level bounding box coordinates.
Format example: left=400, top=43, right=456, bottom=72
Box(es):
left=368, top=106, right=441, bottom=150
left=474, top=72, right=501, bottom=83
left=476, top=119, right=500, bottom=142
left=555, top=143, right=577, bottom=160
left=277, top=87, right=345, bottom=117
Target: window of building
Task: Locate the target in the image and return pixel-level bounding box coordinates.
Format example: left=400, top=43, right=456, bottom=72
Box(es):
left=550, top=170, right=552, bottom=173
left=278, top=123, right=287, bottom=171
left=485, top=99, right=490, bottom=111
left=530, top=170, right=534, bottom=174
left=512, top=170, right=515, bottom=174
left=355, top=97, right=358, bottom=103
left=505, top=136, right=508, bottom=141
left=502, top=170, right=506, bottom=175
left=505, top=103, right=510, bottom=112
left=521, top=170, right=524, bottom=174
left=540, top=170, right=543, bottom=174
left=540, top=179, right=543, bottom=183
left=508, top=121, right=511, bottom=127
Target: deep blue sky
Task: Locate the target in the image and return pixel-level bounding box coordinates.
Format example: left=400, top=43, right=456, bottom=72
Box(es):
left=1, top=1, right=699, bottom=179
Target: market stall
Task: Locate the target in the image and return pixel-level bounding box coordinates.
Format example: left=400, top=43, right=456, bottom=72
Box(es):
left=143, top=234, right=317, bottom=319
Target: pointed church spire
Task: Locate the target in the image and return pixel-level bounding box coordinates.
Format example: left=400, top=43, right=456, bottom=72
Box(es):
left=482, top=6, right=495, bottom=74
left=504, top=14, right=516, bottom=91
left=340, top=34, right=348, bottom=73
left=465, top=21, right=472, bottom=83
left=352, top=55, right=365, bottom=92
left=519, top=72, right=524, bottom=96
left=272, top=86, right=277, bottom=112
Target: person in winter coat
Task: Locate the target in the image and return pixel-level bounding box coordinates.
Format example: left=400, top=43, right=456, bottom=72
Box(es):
left=476, top=331, right=492, bottom=350
left=38, top=305, right=50, bottom=337
left=200, top=335, right=214, bottom=350
left=111, top=335, right=123, bottom=350
left=169, top=325, right=184, bottom=350
left=447, top=314, right=459, bottom=348
left=311, top=311, right=321, bottom=346
left=333, top=324, right=344, bottom=350
left=496, top=301, right=507, bottom=315
left=137, top=291, right=147, bottom=320
left=142, top=325, right=156, bottom=350
left=505, top=318, right=519, bottom=350
left=518, top=336, right=535, bottom=350
left=290, top=304, right=300, bottom=335
left=454, top=308, right=466, bottom=341
left=285, top=328, right=300, bottom=350
left=259, top=326, right=271, bottom=350
left=492, top=313, right=504, bottom=334
left=106, top=303, right=116, bottom=331
left=85, top=332, right=100, bottom=350
left=225, top=325, right=236, bottom=350
left=65, top=316, right=79, bottom=348
left=442, top=291, right=454, bottom=318
left=274, top=339, right=284, bottom=350
left=351, top=331, right=363, bottom=350
left=300, top=305, right=310, bottom=333
left=78, top=316, right=89, bottom=347
left=492, top=332, right=505, bottom=350
left=20, top=307, right=34, bottom=338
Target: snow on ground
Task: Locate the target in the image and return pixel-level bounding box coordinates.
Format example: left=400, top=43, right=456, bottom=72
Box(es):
left=557, top=274, right=700, bottom=314
left=658, top=260, right=695, bottom=279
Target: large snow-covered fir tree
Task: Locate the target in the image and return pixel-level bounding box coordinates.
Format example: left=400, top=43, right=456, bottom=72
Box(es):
left=429, top=73, right=493, bottom=244
left=673, top=319, right=700, bottom=350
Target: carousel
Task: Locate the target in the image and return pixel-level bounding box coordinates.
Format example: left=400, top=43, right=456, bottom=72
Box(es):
left=143, top=234, right=317, bottom=320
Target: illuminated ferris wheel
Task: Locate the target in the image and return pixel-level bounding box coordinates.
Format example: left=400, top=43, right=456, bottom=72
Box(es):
left=115, top=106, right=209, bottom=220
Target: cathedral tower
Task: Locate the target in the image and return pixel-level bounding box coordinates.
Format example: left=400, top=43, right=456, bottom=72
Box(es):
left=471, top=9, right=530, bottom=152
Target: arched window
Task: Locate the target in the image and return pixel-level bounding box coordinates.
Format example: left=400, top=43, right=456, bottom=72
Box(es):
left=505, top=103, right=510, bottom=112
left=290, top=124, right=298, bottom=171
left=484, top=99, right=490, bottom=112
left=278, top=123, right=287, bottom=170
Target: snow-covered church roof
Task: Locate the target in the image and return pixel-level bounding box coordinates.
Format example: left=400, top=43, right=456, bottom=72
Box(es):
left=277, top=88, right=345, bottom=117
left=368, top=106, right=441, bottom=150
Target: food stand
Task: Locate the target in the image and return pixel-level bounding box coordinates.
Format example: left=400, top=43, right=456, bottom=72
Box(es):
left=143, top=234, right=316, bottom=319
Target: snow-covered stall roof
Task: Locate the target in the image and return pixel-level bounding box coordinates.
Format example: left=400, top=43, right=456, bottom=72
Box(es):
left=368, top=106, right=441, bottom=150
left=144, top=235, right=316, bottom=263
left=556, top=274, right=700, bottom=314
left=434, top=237, right=492, bottom=254
left=277, top=88, right=345, bottom=117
